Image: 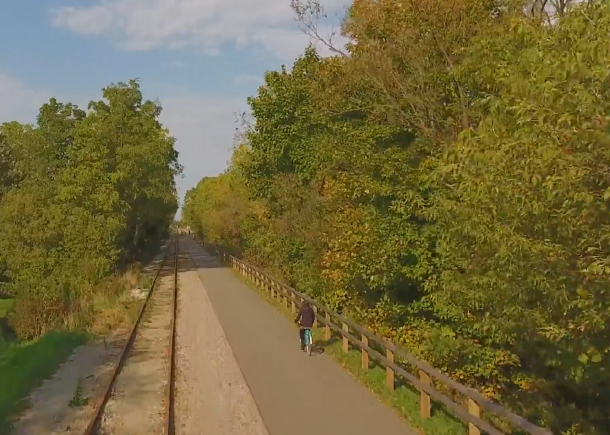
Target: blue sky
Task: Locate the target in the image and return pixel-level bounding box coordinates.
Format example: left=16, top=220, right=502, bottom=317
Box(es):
left=0, top=0, right=348, bottom=214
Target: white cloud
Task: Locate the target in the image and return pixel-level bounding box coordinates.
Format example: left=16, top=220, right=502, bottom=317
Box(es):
left=51, top=0, right=350, bottom=61
left=0, top=73, right=52, bottom=124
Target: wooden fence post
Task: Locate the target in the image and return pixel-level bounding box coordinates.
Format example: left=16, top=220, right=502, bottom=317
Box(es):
left=342, top=322, right=349, bottom=353
left=325, top=313, right=331, bottom=340
left=419, top=370, right=431, bottom=419
left=362, top=334, right=369, bottom=370
left=313, top=306, right=318, bottom=327
left=468, top=399, right=481, bottom=435
left=386, top=347, right=395, bottom=389
left=291, top=300, right=296, bottom=314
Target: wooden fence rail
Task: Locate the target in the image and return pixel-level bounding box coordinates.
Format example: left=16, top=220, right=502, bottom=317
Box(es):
left=202, top=241, right=553, bottom=435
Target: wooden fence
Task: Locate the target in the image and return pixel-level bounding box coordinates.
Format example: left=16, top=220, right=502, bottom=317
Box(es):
left=204, top=242, right=553, bottom=435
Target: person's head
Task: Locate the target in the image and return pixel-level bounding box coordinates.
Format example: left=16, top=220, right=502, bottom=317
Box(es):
left=303, top=300, right=310, bottom=309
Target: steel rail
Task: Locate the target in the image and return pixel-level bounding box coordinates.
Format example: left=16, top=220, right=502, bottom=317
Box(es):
left=83, top=236, right=179, bottom=435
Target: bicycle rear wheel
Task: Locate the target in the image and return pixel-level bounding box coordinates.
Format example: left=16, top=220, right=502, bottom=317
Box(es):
left=305, top=329, right=312, bottom=356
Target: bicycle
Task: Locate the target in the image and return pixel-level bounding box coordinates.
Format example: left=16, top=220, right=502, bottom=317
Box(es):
left=301, top=327, right=313, bottom=356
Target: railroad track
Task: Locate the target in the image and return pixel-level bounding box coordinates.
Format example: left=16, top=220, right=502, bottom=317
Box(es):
left=83, top=236, right=180, bottom=435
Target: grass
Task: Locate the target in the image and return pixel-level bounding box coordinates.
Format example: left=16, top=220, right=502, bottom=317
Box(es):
left=0, top=262, right=155, bottom=434
left=67, top=264, right=155, bottom=338
left=0, top=299, right=14, bottom=319
left=68, top=377, right=89, bottom=408
left=0, top=330, right=88, bottom=434
left=0, top=298, right=15, bottom=350
left=233, top=270, right=466, bottom=435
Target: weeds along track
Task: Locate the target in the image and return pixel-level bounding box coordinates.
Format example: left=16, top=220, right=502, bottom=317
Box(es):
left=83, top=237, right=179, bottom=435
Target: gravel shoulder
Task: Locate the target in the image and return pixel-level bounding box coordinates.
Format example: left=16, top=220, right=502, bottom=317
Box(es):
left=174, top=246, right=268, bottom=435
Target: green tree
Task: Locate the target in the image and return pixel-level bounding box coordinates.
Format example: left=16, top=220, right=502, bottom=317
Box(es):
left=0, top=79, right=181, bottom=339
left=183, top=1, right=610, bottom=433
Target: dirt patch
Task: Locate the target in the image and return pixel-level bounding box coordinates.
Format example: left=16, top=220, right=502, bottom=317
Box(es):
left=174, top=252, right=268, bottom=435
left=11, top=334, right=126, bottom=435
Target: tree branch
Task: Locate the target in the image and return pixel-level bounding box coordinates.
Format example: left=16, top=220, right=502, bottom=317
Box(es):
left=291, top=0, right=348, bottom=57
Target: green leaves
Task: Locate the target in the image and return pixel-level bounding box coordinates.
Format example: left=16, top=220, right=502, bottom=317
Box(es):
left=0, top=79, right=180, bottom=339
left=184, top=1, right=610, bottom=433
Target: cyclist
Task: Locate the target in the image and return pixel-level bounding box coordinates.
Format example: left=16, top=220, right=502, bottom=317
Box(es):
left=294, top=300, right=315, bottom=351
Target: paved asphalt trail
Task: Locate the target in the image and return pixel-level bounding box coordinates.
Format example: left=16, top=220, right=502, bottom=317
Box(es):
left=183, top=236, right=415, bottom=435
